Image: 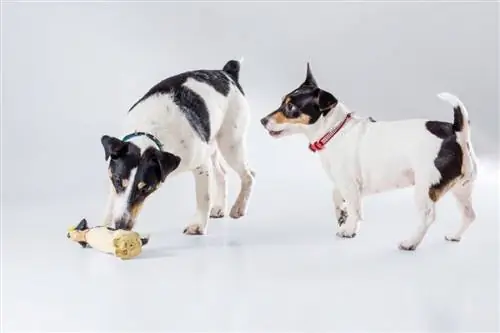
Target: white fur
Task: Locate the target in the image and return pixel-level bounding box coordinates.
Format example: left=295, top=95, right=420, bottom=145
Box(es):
left=103, top=72, right=255, bottom=234
left=263, top=92, right=477, bottom=250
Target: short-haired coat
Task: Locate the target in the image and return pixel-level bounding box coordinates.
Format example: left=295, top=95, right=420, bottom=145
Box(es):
left=260, top=64, right=478, bottom=251
left=100, top=59, right=255, bottom=235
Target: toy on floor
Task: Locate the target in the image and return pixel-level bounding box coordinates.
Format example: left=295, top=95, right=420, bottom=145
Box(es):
left=67, top=218, right=150, bottom=260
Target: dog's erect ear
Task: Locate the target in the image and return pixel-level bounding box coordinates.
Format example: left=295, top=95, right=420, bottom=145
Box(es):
left=151, top=150, right=181, bottom=182
left=301, top=62, right=318, bottom=88
left=315, top=88, right=338, bottom=113
left=101, top=135, right=128, bottom=161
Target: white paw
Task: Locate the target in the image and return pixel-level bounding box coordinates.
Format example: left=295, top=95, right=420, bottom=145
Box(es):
left=398, top=240, right=417, bottom=251
left=336, top=223, right=358, bottom=239
left=229, top=201, right=247, bottom=219
left=336, top=230, right=357, bottom=239
left=183, top=224, right=206, bottom=235
left=210, top=206, right=226, bottom=218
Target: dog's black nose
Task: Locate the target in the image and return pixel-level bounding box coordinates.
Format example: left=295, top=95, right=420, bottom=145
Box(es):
left=115, top=219, right=130, bottom=230
left=260, top=117, right=268, bottom=127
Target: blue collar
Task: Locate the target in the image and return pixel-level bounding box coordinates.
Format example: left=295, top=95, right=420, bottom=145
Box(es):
left=122, top=131, right=164, bottom=151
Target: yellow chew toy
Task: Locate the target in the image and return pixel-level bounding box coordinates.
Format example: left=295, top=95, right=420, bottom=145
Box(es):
left=67, top=219, right=150, bottom=260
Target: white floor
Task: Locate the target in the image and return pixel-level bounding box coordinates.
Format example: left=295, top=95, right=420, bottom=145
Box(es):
left=2, top=163, right=499, bottom=332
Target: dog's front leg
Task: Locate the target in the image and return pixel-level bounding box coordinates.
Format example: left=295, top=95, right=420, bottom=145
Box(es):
left=101, top=186, right=114, bottom=227
left=183, top=162, right=213, bottom=235
left=333, top=188, right=348, bottom=226
left=336, top=186, right=362, bottom=239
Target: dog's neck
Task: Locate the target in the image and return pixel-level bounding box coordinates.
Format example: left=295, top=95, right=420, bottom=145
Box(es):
left=124, top=134, right=157, bottom=154
left=303, top=102, right=353, bottom=143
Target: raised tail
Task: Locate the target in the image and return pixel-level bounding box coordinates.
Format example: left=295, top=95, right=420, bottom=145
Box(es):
left=437, top=92, right=477, bottom=179
left=222, top=58, right=243, bottom=83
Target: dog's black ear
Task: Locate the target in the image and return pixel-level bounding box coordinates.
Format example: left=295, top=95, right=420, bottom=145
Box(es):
left=151, top=150, right=181, bottom=182
left=301, top=62, right=318, bottom=88
left=101, top=135, right=128, bottom=161
left=315, top=88, right=338, bottom=113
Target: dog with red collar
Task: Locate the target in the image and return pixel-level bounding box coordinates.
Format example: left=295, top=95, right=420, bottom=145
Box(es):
left=100, top=59, right=255, bottom=235
left=260, top=63, right=478, bottom=251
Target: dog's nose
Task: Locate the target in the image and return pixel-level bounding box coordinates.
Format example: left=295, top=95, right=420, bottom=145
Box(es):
left=260, top=117, right=268, bottom=127
left=115, top=218, right=130, bottom=230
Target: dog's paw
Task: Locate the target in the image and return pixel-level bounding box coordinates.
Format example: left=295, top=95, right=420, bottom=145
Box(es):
left=229, top=202, right=246, bottom=219
left=445, top=235, right=461, bottom=242
left=398, top=240, right=417, bottom=251
left=210, top=206, right=226, bottom=219
left=183, top=224, right=206, bottom=235
left=336, top=231, right=357, bottom=239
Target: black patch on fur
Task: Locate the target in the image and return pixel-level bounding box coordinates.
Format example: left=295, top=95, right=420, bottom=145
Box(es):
left=338, top=210, right=348, bottom=226
left=127, top=147, right=181, bottom=207
left=425, top=121, right=463, bottom=201
left=368, top=117, right=376, bottom=122
left=172, top=87, right=211, bottom=142
left=425, top=121, right=454, bottom=139
left=452, top=106, right=464, bottom=132
left=101, top=136, right=141, bottom=193
left=101, top=136, right=181, bottom=203
left=266, top=63, right=338, bottom=125
left=141, top=237, right=149, bottom=246
left=127, top=61, right=245, bottom=142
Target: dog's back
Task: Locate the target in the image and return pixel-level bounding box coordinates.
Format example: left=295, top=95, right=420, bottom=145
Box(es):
left=122, top=59, right=249, bottom=170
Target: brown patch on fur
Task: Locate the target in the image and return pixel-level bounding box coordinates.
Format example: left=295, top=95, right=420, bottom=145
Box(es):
left=428, top=176, right=462, bottom=202
left=271, top=111, right=311, bottom=125
left=130, top=202, right=144, bottom=219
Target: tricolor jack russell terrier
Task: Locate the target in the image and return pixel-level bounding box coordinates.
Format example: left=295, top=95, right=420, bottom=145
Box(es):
left=260, top=64, right=478, bottom=251
left=100, top=59, right=255, bottom=235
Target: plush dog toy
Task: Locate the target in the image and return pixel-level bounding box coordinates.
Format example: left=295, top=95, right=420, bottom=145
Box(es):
left=67, top=218, right=150, bottom=259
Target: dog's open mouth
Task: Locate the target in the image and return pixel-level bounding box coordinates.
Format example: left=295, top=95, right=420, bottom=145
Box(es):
left=269, top=130, right=284, bottom=137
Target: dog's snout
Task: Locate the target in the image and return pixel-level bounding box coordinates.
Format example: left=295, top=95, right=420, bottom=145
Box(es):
left=260, top=117, right=269, bottom=127
left=115, top=217, right=132, bottom=230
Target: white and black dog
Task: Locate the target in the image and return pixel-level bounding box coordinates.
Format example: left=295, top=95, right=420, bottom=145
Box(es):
left=260, top=64, right=478, bottom=251
left=100, top=59, right=255, bottom=235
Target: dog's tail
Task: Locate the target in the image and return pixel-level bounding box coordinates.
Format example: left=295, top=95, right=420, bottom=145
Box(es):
left=437, top=92, right=478, bottom=179
left=222, top=57, right=244, bottom=83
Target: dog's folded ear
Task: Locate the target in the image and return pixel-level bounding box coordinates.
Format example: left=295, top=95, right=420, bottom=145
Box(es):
left=315, top=88, right=338, bottom=113
left=150, top=150, right=181, bottom=182
left=101, top=135, right=128, bottom=161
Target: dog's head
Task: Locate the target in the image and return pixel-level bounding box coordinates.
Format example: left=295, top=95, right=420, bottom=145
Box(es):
left=260, top=63, right=338, bottom=138
left=101, top=135, right=181, bottom=230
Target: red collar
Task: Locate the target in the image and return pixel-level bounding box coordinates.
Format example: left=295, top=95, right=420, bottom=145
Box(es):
left=308, top=113, right=353, bottom=152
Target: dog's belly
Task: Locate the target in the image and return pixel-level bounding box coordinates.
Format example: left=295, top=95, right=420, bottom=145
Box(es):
left=360, top=168, right=415, bottom=196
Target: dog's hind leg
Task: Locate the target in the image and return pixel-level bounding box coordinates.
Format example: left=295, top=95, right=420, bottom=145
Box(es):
left=399, top=183, right=437, bottom=251
left=217, top=101, right=255, bottom=219
left=210, top=147, right=228, bottom=218
left=183, top=161, right=213, bottom=235
left=445, top=180, right=476, bottom=242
